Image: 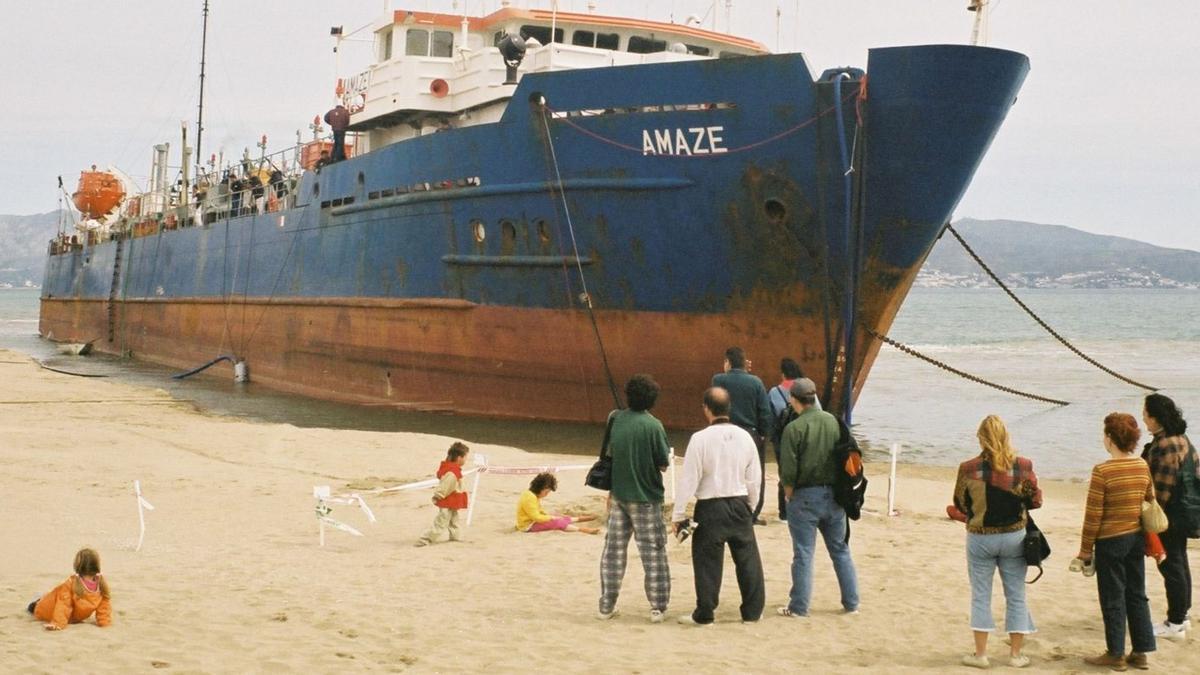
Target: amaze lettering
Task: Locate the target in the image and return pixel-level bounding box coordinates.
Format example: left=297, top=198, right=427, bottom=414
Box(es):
left=641, top=126, right=727, bottom=156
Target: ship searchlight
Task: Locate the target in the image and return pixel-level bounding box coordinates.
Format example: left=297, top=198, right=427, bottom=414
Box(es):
left=498, top=33, right=526, bottom=85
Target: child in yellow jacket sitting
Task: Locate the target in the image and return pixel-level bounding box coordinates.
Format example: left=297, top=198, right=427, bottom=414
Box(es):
left=28, top=548, right=112, bottom=630
left=516, top=472, right=599, bottom=534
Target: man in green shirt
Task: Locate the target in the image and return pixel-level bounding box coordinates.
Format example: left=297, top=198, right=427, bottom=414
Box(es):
left=777, top=378, right=859, bottom=618
left=598, top=374, right=671, bottom=623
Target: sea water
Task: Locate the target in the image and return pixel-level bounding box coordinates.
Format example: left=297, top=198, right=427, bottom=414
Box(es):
left=3, top=287, right=1197, bottom=478
left=853, top=288, right=1200, bottom=479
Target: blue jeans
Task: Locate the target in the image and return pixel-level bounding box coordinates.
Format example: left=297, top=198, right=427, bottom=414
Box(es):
left=966, top=530, right=1035, bottom=634
left=1095, top=532, right=1155, bottom=656
left=785, top=486, right=859, bottom=615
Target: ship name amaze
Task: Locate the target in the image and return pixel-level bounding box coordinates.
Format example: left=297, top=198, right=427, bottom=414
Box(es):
left=641, top=126, right=727, bottom=156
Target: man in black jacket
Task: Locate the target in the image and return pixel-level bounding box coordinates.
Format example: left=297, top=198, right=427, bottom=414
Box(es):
left=712, top=346, right=773, bottom=524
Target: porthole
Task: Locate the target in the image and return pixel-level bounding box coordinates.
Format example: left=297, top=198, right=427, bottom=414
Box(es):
left=471, top=219, right=486, bottom=243
left=764, top=198, right=787, bottom=224
left=536, top=219, right=551, bottom=245
left=500, top=220, right=516, bottom=255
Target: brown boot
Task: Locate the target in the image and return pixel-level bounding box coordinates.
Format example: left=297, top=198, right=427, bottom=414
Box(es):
left=1125, top=652, right=1149, bottom=670
left=1084, top=652, right=1127, bottom=671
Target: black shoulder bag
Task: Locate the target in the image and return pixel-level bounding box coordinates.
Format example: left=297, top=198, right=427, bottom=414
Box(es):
left=584, top=410, right=620, bottom=490
left=1023, top=514, right=1051, bottom=584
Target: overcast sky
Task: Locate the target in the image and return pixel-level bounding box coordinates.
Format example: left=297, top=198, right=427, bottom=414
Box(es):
left=1, top=1, right=1197, bottom=249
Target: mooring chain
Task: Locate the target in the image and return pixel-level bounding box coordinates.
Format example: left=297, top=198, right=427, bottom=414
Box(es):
left=945, top=224, right=1157, bottom=391
left=864, top=328, right=1070, bottom=406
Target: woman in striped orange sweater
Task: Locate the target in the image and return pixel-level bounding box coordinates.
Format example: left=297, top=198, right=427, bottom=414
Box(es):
left=1078, top=413, right=1157, bottom=671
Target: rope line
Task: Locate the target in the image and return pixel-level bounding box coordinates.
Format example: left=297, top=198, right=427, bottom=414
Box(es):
left=945, top=224, right=1157, bottom=392
left=546, top=86, right=860, bottom=157
left=539, top=102, right=622, bottom=410
left=865, top=328, right=1069, bottom=406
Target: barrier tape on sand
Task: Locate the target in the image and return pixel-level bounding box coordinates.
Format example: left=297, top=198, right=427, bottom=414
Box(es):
left=311, top=451, right=679, bottom=543
left=134, top=480, right=155, bottom=552
left=479, top=463, right=593, bottom=475
left=313, top=486, right=377, bottom=547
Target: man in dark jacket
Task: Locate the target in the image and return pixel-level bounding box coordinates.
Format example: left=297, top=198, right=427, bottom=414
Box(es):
left=712, top=346, right=773, bottom=524
left=324, top=104, right=350, bottom=161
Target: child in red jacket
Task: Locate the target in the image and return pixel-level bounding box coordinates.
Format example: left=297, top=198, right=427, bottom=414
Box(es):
left=416, top=442, right=470, bottom=546
left=28, top=548, right=112, bottom=630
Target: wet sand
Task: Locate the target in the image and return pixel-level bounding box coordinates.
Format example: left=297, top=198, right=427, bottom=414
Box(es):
left=1, top=348, right=1197, bottom=673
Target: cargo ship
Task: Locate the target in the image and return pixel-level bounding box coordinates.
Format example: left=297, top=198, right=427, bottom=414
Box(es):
left=39, top=4, right=1029, bottom=428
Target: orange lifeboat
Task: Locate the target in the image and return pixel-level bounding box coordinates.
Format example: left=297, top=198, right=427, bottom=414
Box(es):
left=72, top=170, right=125, bottom=219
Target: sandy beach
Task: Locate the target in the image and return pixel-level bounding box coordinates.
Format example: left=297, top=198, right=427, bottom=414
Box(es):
left=2, top=348, right=1196, bottom=673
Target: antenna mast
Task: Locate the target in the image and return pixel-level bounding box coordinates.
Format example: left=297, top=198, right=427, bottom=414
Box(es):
left=196, top=0, right=210, bottom=174
left=968, top=0, right=989, bottom=46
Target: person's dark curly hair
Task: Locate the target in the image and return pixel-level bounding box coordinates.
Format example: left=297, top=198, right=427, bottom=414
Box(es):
left=625, top=374, right=660, bottom=412
left=529, top=472, right=557, bottom=494
left=1145, top=393, right=1188, bottom=437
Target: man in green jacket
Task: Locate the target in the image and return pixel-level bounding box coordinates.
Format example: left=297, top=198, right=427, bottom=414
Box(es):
left=598, top=374, right=671, bottom=623
left=777, top=378, right=859, bottom=618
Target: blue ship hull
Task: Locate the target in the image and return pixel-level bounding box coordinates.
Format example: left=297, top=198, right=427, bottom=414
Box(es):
left=40, top=46, right=1029, bottom=427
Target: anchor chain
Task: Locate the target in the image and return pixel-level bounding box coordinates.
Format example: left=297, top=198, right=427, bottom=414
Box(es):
left=945, top=223, right=1157, bottom=392
left=865, top=327, right=1070, bottom=406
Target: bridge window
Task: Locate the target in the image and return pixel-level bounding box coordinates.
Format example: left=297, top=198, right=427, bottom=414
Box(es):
left=431, top=31, right=454, bottom=57
left=572, top=30, right=620, bottom=50
left=406, top=29, right=429, bottom=56
left=521, top=25, right=563, bottom=45
left=686, top=44, right=711, bottom=56
left=627, top=36, right=667, bottom=54
left=379, top=30, right=393, bottom=61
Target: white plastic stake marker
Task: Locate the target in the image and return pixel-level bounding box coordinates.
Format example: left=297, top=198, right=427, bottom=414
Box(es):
left=313, top=485, right=366, bottom=546
left=887, top=443, right=901, bottom=517
left=134, top=480, right=155, bottom=552
left=668, top=447, right=677, bottom=503
left=466, top=454, right=487, bottom=526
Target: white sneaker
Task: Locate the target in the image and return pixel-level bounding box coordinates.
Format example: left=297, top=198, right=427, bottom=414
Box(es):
left=1009, top=654, right=1031, bottom=668
left=1153, top=620, right=1187, bottom=640
left=649, top=609, right=665, bottom=623
left=961, top=654, right=989, bottom=669
left=596, top=608, right=619, bottom=620
left=677, top=614, right=710, bottom=626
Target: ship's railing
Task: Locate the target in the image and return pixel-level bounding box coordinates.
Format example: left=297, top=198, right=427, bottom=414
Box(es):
left=50, top=134, right=366, bottom=253
left=348, top=41, right=709, bottom=129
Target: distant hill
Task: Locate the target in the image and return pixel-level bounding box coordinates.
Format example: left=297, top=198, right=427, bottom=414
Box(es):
left=0, top=211, right=59, bottom=287
left=919, top=218, right=1200, bottom=289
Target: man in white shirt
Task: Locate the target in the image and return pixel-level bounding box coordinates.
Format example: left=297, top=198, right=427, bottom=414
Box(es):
left=672, top=387, right=766, bottom=625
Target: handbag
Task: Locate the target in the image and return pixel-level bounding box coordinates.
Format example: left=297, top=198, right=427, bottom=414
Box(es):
left=584, top=410, right=620, bottom=491
left=1140, top=498, right=1170, bottom=534
left=1023, top=515, right=1051, bottom=584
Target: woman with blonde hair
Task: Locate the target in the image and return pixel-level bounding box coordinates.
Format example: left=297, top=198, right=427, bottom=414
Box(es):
left=953, top=415, right=1042, bottom=668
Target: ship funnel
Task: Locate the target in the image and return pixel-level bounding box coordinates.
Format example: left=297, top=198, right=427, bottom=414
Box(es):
left=498, top=33, right=526, bottom=85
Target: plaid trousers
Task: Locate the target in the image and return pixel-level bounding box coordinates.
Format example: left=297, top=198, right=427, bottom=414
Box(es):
left=599, top=499, right=670, bottom=613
